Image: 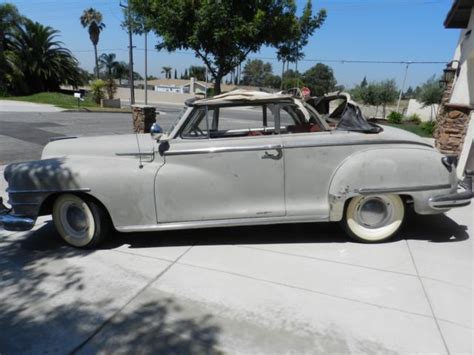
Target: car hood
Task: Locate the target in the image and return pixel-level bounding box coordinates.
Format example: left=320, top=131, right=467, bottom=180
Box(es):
left=41, top=134, right=156, bottom=159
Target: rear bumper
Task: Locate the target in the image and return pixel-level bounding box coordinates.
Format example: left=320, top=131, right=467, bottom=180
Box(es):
left=0, top=197, right=35, bottom=232
left=428, top=188, right=473, bottom=210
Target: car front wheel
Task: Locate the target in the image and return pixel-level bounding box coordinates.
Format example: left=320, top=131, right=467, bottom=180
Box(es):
left=52, top=194, right=109, bottom=248
left=341, top=194, right=405, bottom=243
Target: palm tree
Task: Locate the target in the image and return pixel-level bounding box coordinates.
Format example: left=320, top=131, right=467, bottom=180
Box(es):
left=114, top=61, right=128, bottom=85
left=161, top=66, right=172, bottom=79
left=0, top=3, right=23, bottom=92
left=80, top=8, right=105, bottom=79
left=7, top=20, right=83, bottom=94
left=99, top=52, right=118, bottom=78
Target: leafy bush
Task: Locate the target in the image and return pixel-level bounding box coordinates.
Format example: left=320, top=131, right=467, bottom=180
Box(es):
left=407, top=113, right=421, bottom=125
left=420, top=121, right=436, bottom=136
left=90, top=79, right=106, bottom=104
left=387, top=111, right=403, bottom=124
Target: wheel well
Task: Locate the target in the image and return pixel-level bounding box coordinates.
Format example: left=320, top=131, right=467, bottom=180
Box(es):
left=38, top=192, right=113, bottom=223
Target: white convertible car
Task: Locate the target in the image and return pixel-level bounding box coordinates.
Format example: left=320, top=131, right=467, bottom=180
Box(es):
left=1, top=90, right=472, bottom=247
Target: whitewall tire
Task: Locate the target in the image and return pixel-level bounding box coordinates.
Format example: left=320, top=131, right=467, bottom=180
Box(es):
left=52, top=194, right=109, bottom=248
left=342, top=194, right=405, bottom=243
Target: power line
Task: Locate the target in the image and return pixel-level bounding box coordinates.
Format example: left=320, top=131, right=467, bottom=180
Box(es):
left=70, top=47, right=448, bottom=66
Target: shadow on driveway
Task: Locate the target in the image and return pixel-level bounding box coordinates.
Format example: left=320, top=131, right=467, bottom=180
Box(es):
left=0, top=224, right=221, bottom=354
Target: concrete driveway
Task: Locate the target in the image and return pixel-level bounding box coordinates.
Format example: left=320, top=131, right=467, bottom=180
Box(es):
left=0, top=169, right=472, bottom=354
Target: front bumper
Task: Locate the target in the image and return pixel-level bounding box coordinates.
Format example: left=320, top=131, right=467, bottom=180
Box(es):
left=0, top=197, right=35, bottom=232
left=428, top=187, right=474, bottom=210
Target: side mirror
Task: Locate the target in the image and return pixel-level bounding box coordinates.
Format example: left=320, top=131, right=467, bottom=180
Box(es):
left=150, top=122, right=163, bottom=140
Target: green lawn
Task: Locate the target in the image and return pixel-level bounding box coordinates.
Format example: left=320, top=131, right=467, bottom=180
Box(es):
left=0, top=92, right=99, bottom=109
left=380, top=122, right=432, bottom=138
left=1, top=92, right=132, bottom=112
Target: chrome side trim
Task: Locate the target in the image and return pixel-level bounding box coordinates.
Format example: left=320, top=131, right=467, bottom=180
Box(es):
left=49, top=136, right=77, bottom=142
left=164, top=140, right=431, bottom=156
left=357, top=184, right=451, bottom=194
left=283, top=140, right=433, bottom=150
left=115, top=152, right=154, bottom=157
left=7, top=188, right=91, bottom=194
left=165, top=144, right=283, bottom=156
left=116, top=214, right=329, bottom=232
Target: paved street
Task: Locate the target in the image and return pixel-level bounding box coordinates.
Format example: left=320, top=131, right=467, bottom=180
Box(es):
left=0, top=105, right=473, bottom=354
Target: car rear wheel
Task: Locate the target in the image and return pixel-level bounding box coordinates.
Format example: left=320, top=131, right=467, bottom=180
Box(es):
left=341, top=194, right=405, bottom=243
left=52, top=194, right=109, bottom=248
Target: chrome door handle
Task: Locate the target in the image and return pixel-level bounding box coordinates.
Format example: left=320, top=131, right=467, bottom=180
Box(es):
left=262, top=148, right=283, bottom=160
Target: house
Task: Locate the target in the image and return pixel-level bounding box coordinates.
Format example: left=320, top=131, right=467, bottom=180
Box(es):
left=140, top=78, right=212, bottom=95
left=436, top=0, right=474, bottom=178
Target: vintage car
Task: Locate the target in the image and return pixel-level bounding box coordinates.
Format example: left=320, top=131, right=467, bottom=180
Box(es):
left=0, top=90, right=472, bottom=248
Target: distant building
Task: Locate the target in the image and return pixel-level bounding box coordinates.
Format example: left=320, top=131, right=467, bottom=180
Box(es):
left=140, top=78, right=212, bottom=95
left=436, top=0, right=474, bottom=177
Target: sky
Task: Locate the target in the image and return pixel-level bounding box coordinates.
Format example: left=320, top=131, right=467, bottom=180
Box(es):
left=7, top=0, right=462, bottom=89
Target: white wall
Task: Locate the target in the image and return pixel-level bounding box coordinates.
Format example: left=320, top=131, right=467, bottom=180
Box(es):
left=406, top=99, right=440, bottom=122
left=450, top=7, right=474, bottom=106
left=115, top=87, right=194, bottom=105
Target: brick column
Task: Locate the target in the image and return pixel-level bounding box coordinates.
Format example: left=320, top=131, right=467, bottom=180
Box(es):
left=132, top=105, right=156, bottom=133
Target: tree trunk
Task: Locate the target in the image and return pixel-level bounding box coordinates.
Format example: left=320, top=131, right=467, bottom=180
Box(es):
left=383, top=104, right=386, bottom=120
left=0, top=30, right=4, bottom=91
left=280, top=60, right=285, bottom=90
left=94, top=44, right=99, bottom=79
left=214, top=74, right=222, bottom=95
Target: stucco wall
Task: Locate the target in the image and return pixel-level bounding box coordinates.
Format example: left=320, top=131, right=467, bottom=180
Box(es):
left=406, top=99, right=440, bottom=122
left=450, top=7, right=474, bottom=106
left=115, top=87, right=195, bottom=105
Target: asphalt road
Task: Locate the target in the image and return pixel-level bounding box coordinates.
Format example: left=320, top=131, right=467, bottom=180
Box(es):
left=0, top=103, right=472, bottom=353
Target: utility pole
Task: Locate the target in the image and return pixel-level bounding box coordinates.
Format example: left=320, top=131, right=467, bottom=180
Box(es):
left=144, top=0, right=148, bottom=105
left=120, top=1, right=135, bottom=105
left=396, top=62, right=411, bottom=113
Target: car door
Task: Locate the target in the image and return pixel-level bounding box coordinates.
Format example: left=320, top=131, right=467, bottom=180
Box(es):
left=155, top=104, right=285, bottom=223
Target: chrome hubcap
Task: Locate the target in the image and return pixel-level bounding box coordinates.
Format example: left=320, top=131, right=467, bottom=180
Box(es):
left=355, top=197, right=392, bottom=229
left=66, top=204, right=87, bottom=232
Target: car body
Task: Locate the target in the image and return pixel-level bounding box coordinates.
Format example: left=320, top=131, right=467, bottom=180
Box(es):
left=1, top=90, right=472, bottom=247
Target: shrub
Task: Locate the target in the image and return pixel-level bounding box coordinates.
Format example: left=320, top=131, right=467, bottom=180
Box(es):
left=407, top=113, right=421, bottom=125
left=90, top=79, right=106, bottom=104
left=420, top=121, right=436, bottom=136
left=387, top=111, right=403, bottom=124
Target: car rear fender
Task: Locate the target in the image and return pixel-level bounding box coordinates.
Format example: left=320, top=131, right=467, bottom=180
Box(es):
left=328, top=146, right=452, bottom=221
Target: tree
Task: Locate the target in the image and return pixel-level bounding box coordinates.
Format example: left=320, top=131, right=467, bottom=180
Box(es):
left=303, top=63, right=336, bottom=96
left=114, top=61, right=128, bottom=85
left=99, top=53, right=118, bottom=78
left=174, top=69, right=177, bottom=79
left=7, top=20, right=83, bottom=94
left=263, top=73, right=281, bottom=89
left=161, top=66, right=172, bottom=79
left=417, top=75, right=443, bottom=121
left=277, top=0, right=326, bottom=88
left=130, top=0, right=303, bottom=94
left=242, top=59, right=273, bottom=87
left=403, top=86, right=414, bottom=99
left=189, top=65, right=206, bottom=81
left=0, top=3, right=23, bottom=93
left=378, top=79, right=398, bottom=119
left=360, top=76, right=368, bottom=88
left=80, top=8, right=105, bottom=79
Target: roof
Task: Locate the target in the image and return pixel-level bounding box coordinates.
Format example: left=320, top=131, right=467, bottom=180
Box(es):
left=186, top=90, right=295, bottom=107
left=445, top=0, right=474, bottom=28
